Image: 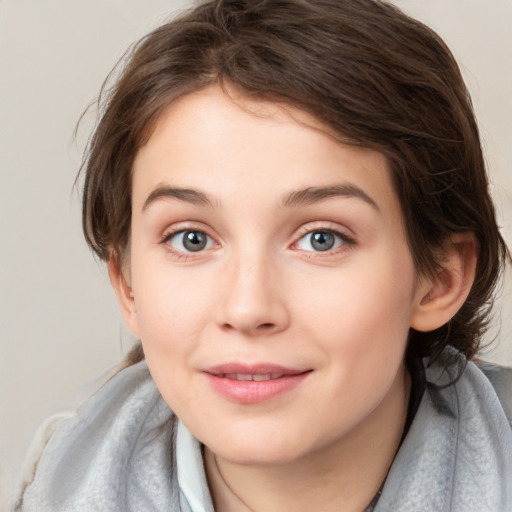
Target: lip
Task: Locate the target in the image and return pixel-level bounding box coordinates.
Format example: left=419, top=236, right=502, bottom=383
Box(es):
left=203, top=363, right=312, bottom=404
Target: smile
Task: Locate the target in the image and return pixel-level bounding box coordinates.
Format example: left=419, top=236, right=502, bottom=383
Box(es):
left=203, top=364, right=311, bottom=404
left=221, top=373, right=286, bottom=381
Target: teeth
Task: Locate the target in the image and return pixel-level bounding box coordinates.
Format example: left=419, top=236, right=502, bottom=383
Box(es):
left=222, top=373, right=284, bottom=381
left=252, top=374, right=271, bottom=381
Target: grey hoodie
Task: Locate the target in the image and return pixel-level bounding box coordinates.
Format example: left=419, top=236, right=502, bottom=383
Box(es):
left=14, top=351, right=512, bottom=511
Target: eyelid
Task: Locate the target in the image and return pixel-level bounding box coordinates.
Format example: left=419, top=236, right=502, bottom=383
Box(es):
left=159, top=222, right=220, bottom=257
left=160, top=221, right=217, bottom=241
left=293, top=221, right=355, bottom=242
left=291, top=222, right=356, bottom=253
left=167, top=230, right=214, bottom=250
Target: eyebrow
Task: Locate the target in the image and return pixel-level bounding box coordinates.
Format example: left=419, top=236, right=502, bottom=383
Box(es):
left=142, top=183, right=380, bottom=213
left=142, top=186, right=214, bottom=211
left=283, top=184, right=380, bottom=211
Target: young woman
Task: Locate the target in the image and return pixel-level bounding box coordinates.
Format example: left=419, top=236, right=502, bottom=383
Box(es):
left=15, top=0, right=512, bottom=510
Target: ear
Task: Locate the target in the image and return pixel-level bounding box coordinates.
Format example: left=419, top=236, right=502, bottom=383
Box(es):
left=411, top=233, right=478, bottom=332
left=107, top=252, right=140, bottom=339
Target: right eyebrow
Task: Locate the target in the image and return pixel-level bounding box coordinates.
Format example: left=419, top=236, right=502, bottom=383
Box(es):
left=142, top=186, right=214, bottom=211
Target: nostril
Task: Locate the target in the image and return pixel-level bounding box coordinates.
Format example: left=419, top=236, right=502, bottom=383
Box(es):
left=259, top=323, right=275, bottom=330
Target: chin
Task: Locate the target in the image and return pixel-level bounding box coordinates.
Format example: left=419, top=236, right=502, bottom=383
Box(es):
left=216, top=444, right=306, bottom=467
left=203, top=424, right=319, bottom=466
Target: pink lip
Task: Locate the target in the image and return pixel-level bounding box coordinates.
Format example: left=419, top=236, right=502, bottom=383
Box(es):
left=203, top=363, right=312, bottom=404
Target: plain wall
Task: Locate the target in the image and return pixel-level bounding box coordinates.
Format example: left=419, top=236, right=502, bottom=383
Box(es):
left=1, top=0, right=511, bottom=506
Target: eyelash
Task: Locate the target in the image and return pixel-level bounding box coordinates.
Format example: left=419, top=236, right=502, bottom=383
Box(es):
left=160, top=228, right=217, bottom=259
left=159, top=224, right=356, bottom=259
left=292, top=226, right=356, bottom=255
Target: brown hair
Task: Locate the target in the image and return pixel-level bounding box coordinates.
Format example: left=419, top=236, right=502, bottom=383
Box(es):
left=80, top=0, right=509, bottom=367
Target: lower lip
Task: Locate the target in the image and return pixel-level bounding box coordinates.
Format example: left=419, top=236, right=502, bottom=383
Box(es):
left=204, top=373, right=310, bottom=404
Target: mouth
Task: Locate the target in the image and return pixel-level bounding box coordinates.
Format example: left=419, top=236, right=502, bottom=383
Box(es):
left=212, top=373, right=291, bottom=381
left=203, top=364, right=312, bottom=404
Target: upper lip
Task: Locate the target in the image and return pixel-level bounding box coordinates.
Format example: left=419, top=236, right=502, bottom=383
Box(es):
left=203, top=363, right=311, bottom=377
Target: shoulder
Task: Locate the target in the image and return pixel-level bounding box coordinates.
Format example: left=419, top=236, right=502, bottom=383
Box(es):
left=477, top=361, right=512, bottom=427
left=377, top=350, right=512, bottom=511
left=14, top=361, right=180, bottom=512
left=424, top=349, right=511, bottom=432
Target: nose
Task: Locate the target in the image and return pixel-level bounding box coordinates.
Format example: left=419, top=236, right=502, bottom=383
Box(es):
left=216, top=250, right=290, bottom=337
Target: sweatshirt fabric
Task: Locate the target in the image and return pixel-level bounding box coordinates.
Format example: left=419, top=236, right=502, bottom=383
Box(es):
left=14, top=350, right=512, bottom=511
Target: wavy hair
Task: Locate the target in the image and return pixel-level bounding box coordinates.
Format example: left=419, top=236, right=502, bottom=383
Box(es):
left=80, top=0, right=509, bottom=369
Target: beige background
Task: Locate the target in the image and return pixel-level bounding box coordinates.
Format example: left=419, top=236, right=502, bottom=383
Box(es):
left=1, top=0, right=511, bottom=506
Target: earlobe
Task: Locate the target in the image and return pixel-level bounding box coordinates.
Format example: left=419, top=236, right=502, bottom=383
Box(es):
left=107, top=252, right=140, bottom=338
left=411, top=233, right=478, bottom=332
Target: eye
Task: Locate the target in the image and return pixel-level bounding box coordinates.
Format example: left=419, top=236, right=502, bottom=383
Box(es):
left=166, top=230, right=214, bottom=253
left=296, top=230, right=346, bottom=252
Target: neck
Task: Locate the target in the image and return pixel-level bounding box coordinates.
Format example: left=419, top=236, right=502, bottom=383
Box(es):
left=205, top=367, right=411, bottom=512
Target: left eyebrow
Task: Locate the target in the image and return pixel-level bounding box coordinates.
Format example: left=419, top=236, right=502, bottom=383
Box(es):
left=282, top=184, right=380, bottom=212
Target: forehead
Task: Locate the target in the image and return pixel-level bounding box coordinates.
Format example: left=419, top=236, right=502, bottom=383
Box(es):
left=131, top=85, right=401, bottom=223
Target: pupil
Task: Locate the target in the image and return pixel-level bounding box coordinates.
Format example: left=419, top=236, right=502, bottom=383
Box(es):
left=183, top=231, right=207, bottom=252
left=311, top=231, right=334, bottom=251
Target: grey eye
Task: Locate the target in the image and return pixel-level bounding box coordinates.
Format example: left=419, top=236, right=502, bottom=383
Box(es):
left=297, top=230, right=343, bottom=252
left=170, top=230, right=213, bottom=252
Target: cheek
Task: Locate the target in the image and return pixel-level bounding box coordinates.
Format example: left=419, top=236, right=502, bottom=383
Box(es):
left=293, top=251, right=416, bottom=362
left=292, top=266, right=414, bottom=433
left=132, top=267, right=207, bottom=410
left=132, top=257, right=213, bottom=339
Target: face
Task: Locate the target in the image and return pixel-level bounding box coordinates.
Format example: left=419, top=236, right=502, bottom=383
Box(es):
left=122, top=85, right=427, bottom=466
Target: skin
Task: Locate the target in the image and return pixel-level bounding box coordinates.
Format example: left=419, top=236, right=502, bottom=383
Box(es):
left=110, top=85, right=477, bottom=512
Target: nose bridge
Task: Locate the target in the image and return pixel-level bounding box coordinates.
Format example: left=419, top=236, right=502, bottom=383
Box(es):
left=218, top=241, right=288, bottom=335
